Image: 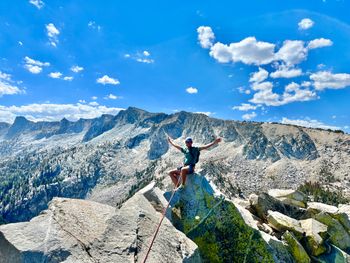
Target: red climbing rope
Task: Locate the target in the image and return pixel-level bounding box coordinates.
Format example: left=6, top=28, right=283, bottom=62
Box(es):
left=141, top=174, right=182, bottom=263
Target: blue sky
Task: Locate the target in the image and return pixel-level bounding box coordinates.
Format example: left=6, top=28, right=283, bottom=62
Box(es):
left=0, top=0, right=349, bottom=132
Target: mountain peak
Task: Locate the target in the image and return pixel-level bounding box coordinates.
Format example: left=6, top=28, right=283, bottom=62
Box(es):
left=5, top=116, right=33, bottom=139
left=60, top=117, right=70, bottom=123
left=12, top=116, right=31, bottom=125
left=114, top=106, right=152, bottom=125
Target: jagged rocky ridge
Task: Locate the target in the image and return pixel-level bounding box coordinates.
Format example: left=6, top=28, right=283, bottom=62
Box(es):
left=0, top=174, right=275, bottom=262
left=0, top=183, right=201, bottom=263
left=0, top=107, right=349, bottom=224
left=1, top=174, right=349, bottom=262
left=246, top=188, right=350, bottom=262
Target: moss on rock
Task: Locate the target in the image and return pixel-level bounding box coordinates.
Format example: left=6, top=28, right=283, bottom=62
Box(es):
left=172, top=191, right=274, bottom=262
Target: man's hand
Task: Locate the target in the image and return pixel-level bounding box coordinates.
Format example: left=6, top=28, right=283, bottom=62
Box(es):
left=215, top=138, right=222, bottom=144
left=168, top=136, right=182, bottom=151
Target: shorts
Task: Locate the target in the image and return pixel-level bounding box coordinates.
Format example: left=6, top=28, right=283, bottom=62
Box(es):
left=177, top=164, right=195, bottom=174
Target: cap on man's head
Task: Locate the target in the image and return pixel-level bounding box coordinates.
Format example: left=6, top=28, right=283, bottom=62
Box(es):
left=185, top=137, right=193, bottom=143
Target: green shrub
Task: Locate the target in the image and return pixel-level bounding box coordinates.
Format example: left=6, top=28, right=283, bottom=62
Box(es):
left=298, top=181, right=350, bottom=206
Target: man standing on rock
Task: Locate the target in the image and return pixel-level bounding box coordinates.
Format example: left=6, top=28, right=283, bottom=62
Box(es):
left=167, top=136, right=221, bottom=189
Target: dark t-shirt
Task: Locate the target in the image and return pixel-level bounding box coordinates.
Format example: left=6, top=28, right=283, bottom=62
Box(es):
left=181, top=146, right=200, bottom=165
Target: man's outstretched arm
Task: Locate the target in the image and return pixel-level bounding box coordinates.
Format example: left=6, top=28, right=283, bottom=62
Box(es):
left=168, top=136, right=182, bottom=151
left=199, top=138, right=221, bottom=151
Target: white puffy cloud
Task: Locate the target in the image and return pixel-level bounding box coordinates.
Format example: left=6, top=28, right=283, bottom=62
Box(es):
left=209, top=37, right=276, bottom=65
left=298, top=18, right=314, bottom=30
left=242, top=112, right=257, bottom=120
left=29, top=0, right=44, bottom=9
left=0, top=103, right=124, bottom=123
left=310, top=71, right=350, bottom=90
left=237, top=87, right=251, bottom=95
left=24, top=56, right=50, bottom=74
left=63, top=76, right=74, bottom=81
left=251, top=81, right=273, bottom=91
left=201, top=27, right=333, bottom=69
left=48, top=72, right=62, bottom=79
left=46, top=23, right=60, bottom=47
left=195, top=111, right=214, bottom=116
left=237, top=86, right=251, bottom=94
left=136, top=58, right=154, bottom=64
left=208, top=42, right=232, bottom=63
left=104, top=94, right=119, bottom=100
left=24, top=65, right=42, bottom=74
left=89, top=101, right=99, bottom=106
left=71, top=65, right=84, bottom=73
left=275, top=40, right=307, bottom=66
left=284, top=82, right=300, bottom=92
left=0, top=72, right=11, bottom=81
left=0, top=71, right=24, bottom=97
left=307, top=38, right=333, bottom=49
left=301, top=81, right=311, bottom=87
left=249, top=82, right=317, bottom=106
left=96, top=75, right=120, bottom=85
left=24, top=56, right=50, bottom=67
left=46, top=23, right=59, bottom=37
left=232, top=103, right=259, bottom=111
left=249, top=88, right=280, bottom=106
left=91, top=96, right=98, bottom=100
left=281, top=117, right=341, bottom=130
left=282, top=83, right=318, bottom=104
left=186, top=87, right=198, bottom=94
left=197, top=26, right=215, bottom=49
left=48, top=72, right=73, bottom=81
left=125, top=51, right=154, bottom=64
left=249, top=67, right=269, bottom=83
left=270, top=65, right=303, bottom=78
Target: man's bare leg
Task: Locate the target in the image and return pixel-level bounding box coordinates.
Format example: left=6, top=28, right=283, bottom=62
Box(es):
left=180, top=167, right=189, bottom=186
left=169, top=169, right=181, bottom=187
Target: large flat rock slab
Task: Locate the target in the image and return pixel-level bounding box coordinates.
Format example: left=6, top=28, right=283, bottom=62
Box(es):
left=0, top=194, right=201, bottom=263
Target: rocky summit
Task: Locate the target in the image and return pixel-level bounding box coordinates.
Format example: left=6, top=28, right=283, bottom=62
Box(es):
left=0, top=107, right=349, bottom=225
left=0, top=185, right=201, bottom=263
left=2, top=173, right=350, bottom=262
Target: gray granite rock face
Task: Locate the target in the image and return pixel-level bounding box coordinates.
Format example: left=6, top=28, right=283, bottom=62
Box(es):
left=249, top=192, right=308, bottom=221
left=82, top=114, right=116, bottom=142
left=239, top=123, right=281, bottom=162
left=0, top=195, right=201, bottom=263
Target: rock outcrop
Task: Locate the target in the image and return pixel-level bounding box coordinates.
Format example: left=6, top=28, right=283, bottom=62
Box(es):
left=167, top=173, right=275, bottom=262
left=0, top=193, right=201, bottom=262
left=268, top=189, right=307, bottom=208
left=243, top=188, right=350, bottom=262
left=1, top=172, right=350, bottom=263
left=282, top=231, right=311, bottom=263
left=299, top=218, right=328, bottom=256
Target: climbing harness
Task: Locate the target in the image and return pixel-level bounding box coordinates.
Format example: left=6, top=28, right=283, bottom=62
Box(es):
left=141, top=174, right=182, bottom=263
